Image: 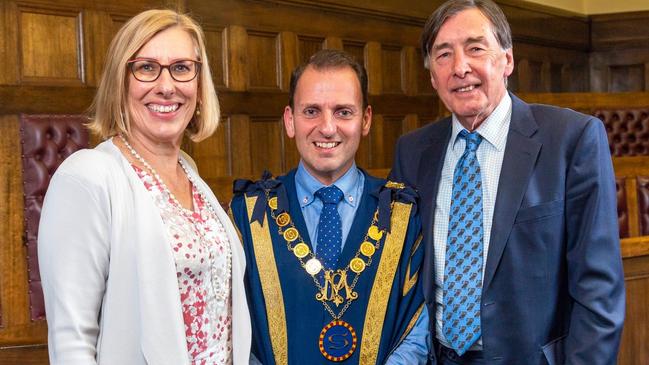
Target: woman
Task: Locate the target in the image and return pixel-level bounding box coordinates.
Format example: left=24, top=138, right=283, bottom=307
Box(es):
left=38, top=9, right=251, bottom=365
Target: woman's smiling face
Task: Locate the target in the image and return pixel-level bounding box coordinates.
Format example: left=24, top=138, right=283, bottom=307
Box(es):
left=126, top=26, right=199, bottom=145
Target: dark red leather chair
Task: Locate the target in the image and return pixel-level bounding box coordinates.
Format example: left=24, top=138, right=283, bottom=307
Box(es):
left=20, top=114, right=89, bottom=320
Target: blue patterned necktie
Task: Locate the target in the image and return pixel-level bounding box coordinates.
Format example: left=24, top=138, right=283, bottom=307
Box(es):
left=443, top=130, right=484, bottom=355
left=315, top=185, right=344, bottom=270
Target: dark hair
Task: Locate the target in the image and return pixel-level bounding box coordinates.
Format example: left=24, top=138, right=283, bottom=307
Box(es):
left=288, top=49, right=369, bottom=109
left=420, top=0, right=512, bottom=69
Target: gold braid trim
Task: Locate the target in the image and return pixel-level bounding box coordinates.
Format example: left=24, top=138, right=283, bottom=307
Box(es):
left=245, top=196, right=288, bottom=365
left=359, top=202, right=412, bottom=364
left=227, top=204, right=244, bottom=245
left=402, top=234, right=423, bottom=296
left=398, top=303, right=425, bottom=344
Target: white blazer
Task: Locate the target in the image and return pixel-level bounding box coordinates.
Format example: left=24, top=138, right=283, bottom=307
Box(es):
left=38, top=139, right=251, bottom=365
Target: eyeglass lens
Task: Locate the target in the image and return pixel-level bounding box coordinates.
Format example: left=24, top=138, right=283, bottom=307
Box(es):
left=129, top=60, right=199, bottom=82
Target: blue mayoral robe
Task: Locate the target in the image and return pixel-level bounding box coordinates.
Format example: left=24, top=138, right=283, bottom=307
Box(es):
left=230, top=169, right=425, bottom=365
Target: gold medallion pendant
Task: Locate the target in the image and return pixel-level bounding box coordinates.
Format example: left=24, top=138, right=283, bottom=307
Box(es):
left=360, top=241, right=375, bottom=257
left=305, top=258, right=323, bottom=275
left=316, top=269, right=359, bottom=306
left=319, top=320, right=357, bottom=362
left=293, top=243, right=310, bottom=258
left=349, top=258, right=366, bottom=274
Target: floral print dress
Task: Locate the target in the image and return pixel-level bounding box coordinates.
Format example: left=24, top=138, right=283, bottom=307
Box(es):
left=133, top=165, right=233, bottom=365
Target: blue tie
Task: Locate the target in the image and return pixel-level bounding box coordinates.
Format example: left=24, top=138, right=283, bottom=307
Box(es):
left=443, top=130, right=484, bottom=355
left=315, top=186, right=344, bottom=270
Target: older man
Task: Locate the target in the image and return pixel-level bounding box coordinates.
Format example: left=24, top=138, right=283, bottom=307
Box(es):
left=390, top=1, right=625, bottom=364
left=231, top=49, right=429, bottom=364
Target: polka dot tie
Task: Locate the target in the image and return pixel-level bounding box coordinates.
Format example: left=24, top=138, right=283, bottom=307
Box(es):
left=443, top=130, right=484, bottom=356
left=315, top=185, right=344, bottom=270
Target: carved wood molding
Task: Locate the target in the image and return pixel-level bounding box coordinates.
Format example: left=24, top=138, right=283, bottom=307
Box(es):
left=0, top=85, right=438, bottom=118
left=591, top=11, right=649, bottom=51
left=249, top=0, right=428, bottom=26
left=14, top=0, right=166, bottom=16
left=621, top=236, right=649, bottom=259
left=518, top=92, right=649, bottom=110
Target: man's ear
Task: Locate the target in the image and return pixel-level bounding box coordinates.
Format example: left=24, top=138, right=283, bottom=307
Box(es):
left=430, top=67, right=438, bottom=90
left=361, top=105, right=372, bottom=137
left=283, top=106, right=295, bottom=138
left=503, top=48, right=514, bottom=78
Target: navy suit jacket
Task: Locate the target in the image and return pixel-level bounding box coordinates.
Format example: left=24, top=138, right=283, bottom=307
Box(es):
left=389, top=94, right=625, bottom=365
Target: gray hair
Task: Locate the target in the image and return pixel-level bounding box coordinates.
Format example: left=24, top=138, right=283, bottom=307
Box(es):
left=421, top=0, right=512, bottom=69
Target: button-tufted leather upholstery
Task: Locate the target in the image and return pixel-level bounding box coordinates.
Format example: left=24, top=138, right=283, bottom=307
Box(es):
left=616, top=178, right=629, bottom=238
left=638, top=176, right=649, bottom=236
left=595, top=109, right=649, bottom=157
left=20, top=114, right=89, bottom=320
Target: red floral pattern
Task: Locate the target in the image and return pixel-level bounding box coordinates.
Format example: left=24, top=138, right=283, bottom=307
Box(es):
left=134, top=165, right=232, bottom=364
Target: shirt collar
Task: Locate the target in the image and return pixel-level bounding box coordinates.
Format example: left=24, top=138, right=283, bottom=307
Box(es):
left=450, top=93, right=512, bottom=152
left=295, top=161, right=361, bottom=208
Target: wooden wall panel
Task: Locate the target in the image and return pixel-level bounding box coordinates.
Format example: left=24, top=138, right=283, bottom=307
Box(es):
left=627, top=178, right=641, bottom=238
left=228, top=115, right=252, bottom=177
left=343, top=40, right=364, bottom=65
left=591, top=11, right=649, bottom=51
left=517, top=59, right=542, bottom=93
left=381, top=45, right=403, bottom=94
left=0, top=1, right=19, bottom=85
left=19, top=9, right=83, bottom=85
left=225, top=25, right=247, bottom=91
left=189, top=0, right=425, bottom=47
left=609, top=65, right=645, bottom=93
left=247, top=31, right=281, bottom=91
left=402, top=113, right=420, bottom=134
left=82, top=10, right=113, bottom=87
left=297, top=36, right=323, bottom=64
left=204, top=27, right=226, bottom=89
left=0, top=345, right=48, bottom=365
left=549, top=63, right=563, bottom=93
left=368, top=115, right=405, bottom=169
left=342, top=40, right=365, bottom=67
left=355, top=129, right=370, bottom=171
left=517, top=92, right=649, bottom=112
left=187, top=118, right=231, bottom=179
left=364, top=41, right=381, bottom=96
left=618, top=255, right=649, bottom=364
left=278, top=31, right=298, bottom=91
left=262, top=0, right=438, bottom=21
left=249, top=117, right=284, bottom=174
left=498, top=0, right=589, bottom=51
left=0, top=85, right=95, bottom=114
left=323, top=36, right=343, bottom=51
left=110, top=16, right=126, bottom=37
left=414, top=49, right=433, bottom=95
left=511, top=43, right=589, bottom=93
left=400, top=47, right=417, bottom=96
left=590, top=12, right=649, bottom=92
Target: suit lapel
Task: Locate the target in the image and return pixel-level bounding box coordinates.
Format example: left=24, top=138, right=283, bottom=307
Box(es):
left=419, top=119, right=451, bottom=303
left=483, top=95, right=541, bottom=291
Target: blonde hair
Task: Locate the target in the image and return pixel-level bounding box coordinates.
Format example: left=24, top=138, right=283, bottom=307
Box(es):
left=88, top=9, right=219, bottom=142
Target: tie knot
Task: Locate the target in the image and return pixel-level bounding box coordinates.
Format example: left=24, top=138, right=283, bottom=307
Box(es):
left=315, top=185, right=344, bottom=205
left=459, top=130, right=483, bottom=153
